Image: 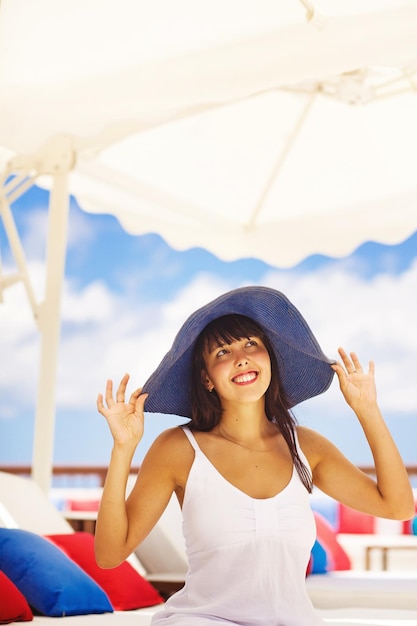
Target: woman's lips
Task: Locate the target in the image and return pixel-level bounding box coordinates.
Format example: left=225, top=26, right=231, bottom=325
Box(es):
left=232, top=371, right=258, bottom=384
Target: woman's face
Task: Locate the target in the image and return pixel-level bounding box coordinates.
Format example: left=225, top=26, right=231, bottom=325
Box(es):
left=202, top=335, right=272, bottom=407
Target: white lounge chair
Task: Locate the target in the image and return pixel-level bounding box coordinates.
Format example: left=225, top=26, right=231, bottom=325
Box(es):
left=27, top=608, right=417, bottom=626
left=2, top=471, right=417, bottom=626
left=0, top=470, right=165, bottom=624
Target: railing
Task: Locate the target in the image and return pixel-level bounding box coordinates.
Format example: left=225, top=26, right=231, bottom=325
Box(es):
left=0, top=465, right=140, bottom=487
left=1, top=464, right=417, bottom=486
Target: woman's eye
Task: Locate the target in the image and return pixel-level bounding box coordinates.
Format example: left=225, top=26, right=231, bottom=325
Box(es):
left=246, top=339, right=257, bottom=347
left=216, top=348, right=228, bottom=357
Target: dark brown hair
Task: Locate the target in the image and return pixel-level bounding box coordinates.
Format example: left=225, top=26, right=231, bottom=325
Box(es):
left=189, top=314, right=313, bottom=492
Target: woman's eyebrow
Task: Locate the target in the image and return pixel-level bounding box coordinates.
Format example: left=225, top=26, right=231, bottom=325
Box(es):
left=206, top=335, right=255, bottom=352
left=206, top=340, right=227, bottom=353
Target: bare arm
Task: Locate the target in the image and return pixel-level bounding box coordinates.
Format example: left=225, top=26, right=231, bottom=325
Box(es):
left=300, top=348, right=414, bottom=520
left=94, top=375, right=180, bottom=568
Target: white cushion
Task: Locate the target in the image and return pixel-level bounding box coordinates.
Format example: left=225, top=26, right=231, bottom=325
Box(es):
left=319, top=608, right=417, bottom=625
left=307, top=570, right=417, bottom=609
left=30, top=606, right=417, bottom=625
left=31, top=605, right=163, bottom=625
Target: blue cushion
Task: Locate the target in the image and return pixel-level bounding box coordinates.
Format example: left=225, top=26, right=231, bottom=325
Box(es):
left=0, top=528, right=113, bottom=617
left=412, top=516, right=417, bottom=536
left=308, top=513, right=351, bottom=574
left=309, top=539, right=328, bottom=574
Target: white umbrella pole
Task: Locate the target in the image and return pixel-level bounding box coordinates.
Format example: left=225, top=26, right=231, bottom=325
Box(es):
left=31, top=171, right=69, bottom=494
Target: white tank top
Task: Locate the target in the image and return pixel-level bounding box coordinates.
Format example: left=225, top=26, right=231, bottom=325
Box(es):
left=151, top=426, right=324, bottom=626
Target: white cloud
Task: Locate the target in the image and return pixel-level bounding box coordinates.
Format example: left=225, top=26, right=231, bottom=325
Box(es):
left=56, top=272, right=234, bottom=409
left=16, top=207, right=48, bottom=262
left=61, top=279, right=116, bottom=323
left=18, top=200, right=95, bottom=260
left=263, top=260, right=417, bottom=414
left=66, top=204, right=97, bottom=250
left=1, top=256, right=416, bottom=425
left=0, top=270, right=41, bottom=414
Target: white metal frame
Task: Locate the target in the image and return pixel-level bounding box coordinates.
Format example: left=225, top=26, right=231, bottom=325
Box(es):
left=0, top=136, right=74, bottom=493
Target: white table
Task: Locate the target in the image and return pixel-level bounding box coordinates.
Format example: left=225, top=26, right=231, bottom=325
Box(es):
left=64, top=510, right=98, bottom=533
left=339, top=533, right=417, bottom=570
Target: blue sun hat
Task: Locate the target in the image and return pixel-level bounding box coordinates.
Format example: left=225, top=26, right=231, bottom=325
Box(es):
left=143, top=286, right=335, bottom=417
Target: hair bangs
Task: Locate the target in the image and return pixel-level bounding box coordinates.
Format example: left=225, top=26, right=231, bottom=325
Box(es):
left=202, top=314, right=266, bottom=352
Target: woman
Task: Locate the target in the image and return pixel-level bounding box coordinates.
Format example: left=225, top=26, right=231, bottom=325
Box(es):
left=95, top=286, right=414, bottom=625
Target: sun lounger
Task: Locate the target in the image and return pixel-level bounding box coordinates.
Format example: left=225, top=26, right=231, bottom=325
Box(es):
left=2, top=470, right=417, bottom=625
left=27, top=607, right=417, bottom=625
left=306, top=570, right=417, bottom=609
left=0, top=471, right=168, bottom=623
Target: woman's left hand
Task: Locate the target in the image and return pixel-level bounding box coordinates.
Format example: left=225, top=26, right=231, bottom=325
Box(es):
left=331, top=347, right=377, bottom=413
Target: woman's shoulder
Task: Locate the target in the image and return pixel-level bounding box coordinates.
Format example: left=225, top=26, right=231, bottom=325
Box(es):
left=296, top=425, right=336, bottom=468
left=142, top=426, right=195, bottom=489
left=150, top=424, right=191, bottom=450
left=146, top=425, right=196, bottom=466
left=296, top=425, right=321, bottom=444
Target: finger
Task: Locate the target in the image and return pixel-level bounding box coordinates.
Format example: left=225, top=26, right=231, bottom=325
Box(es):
left=331, top=361, right=349, bottom=380
left=105, top=379, right=115, bottom=407
left=97, top=393, right=105, bottom=413
left=337, top=347, right=355, bottom=374
left=128, top=387, right=143, bottom=405
left=116, top=373, right=130, bottom=402
left=350, top=352, right=363, bottom=372
left=337, top=347, right=349, bottom=364
left=135, top=392, right=149, bottom=412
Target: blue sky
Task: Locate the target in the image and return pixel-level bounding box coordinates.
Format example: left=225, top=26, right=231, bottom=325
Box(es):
left=1, top=185, right=416, bottom=470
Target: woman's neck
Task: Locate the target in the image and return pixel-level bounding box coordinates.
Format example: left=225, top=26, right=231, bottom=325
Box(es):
left=219, top=406, right=276, bottom=441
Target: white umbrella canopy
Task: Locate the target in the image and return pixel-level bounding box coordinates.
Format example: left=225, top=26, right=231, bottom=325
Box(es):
left=0, top=0, right=416, bottom=148
left=1, top=0, right=417, bottom=264
left=72, top=82, right=417, bottom=266
left=1, top=0, right=417, bottom=491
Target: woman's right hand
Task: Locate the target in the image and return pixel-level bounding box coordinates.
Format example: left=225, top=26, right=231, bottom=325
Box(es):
left=97, top=373, right=148, bottom=447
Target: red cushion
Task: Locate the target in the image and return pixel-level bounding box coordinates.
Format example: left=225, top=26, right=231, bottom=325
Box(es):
left=0, top=570, right=33, bottom=624
left=337, top=504, right=375, bottom=534
left=45, top=533, right=164, bottom=610
left=66, top=499, right=100, bottom=511
left=314, top=512, right=351, bottom=571
left=402, top=502, right=417, bottom=534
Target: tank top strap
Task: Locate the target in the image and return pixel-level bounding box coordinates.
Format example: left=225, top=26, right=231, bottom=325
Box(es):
left=293, top=427, right=312, bottom=477
left=181, top=426, right=201, bottom=451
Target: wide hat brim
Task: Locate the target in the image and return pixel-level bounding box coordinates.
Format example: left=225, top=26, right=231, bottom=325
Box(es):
left=143, top=286, right=335, bottom=417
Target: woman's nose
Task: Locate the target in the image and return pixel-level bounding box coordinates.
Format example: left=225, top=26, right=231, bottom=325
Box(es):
left=235, top=351, right=248, bottom=367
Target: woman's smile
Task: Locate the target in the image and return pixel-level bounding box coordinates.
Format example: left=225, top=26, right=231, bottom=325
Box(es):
left=231, top=370, right=259, bottom=385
